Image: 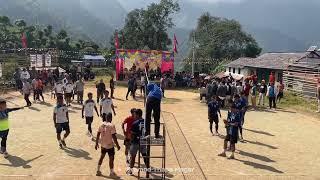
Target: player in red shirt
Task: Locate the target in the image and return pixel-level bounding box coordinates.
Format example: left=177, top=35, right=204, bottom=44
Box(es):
left=121, top=108, right=137, bottom=164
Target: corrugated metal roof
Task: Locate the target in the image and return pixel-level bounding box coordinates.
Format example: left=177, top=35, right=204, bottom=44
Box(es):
left=226, top=52, right=306, bottom=70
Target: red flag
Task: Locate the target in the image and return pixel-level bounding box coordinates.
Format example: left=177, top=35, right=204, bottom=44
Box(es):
left=21, top=32, right=27, bottom=48
left=173, top=34, right=178, bottom=53
left=115, top=32, right=119, bottom=49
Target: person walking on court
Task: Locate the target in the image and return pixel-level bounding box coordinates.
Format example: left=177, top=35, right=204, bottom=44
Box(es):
left=110, top=75, right=115, bottom=99
left=208, top=95, right=221, bottom=135
left=96, top=79, right=106, bottom=103
left=75, top=78, right=84, bottom=104
left=145, top=83, right=162, bottom=138
left=95, top=113, right=120, bottom=177
left=126, top=76, right=136, bottom=100
left=22, top=80, right=32, bottom=107
left=82, top=93, right=99, bottom=139
left=53, top=96, right=70, bottom=148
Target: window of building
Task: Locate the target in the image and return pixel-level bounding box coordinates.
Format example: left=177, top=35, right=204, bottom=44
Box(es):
left=238, top=68, right=241, bottom=74
left=233, top=68, right=236, bottom=73
left=229, top=67, right=231, bottom=72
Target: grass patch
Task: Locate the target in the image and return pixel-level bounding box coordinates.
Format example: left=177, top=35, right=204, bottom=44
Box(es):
left=86, top=76, right=111, bottom=87
left=277, top=91, right=318, bottom=114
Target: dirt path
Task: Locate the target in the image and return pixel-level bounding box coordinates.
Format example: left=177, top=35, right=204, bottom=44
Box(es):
left=0, top=86, right=319, bottom=179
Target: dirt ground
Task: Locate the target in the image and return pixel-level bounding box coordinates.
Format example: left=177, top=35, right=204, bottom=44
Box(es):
left=0, top=85, right=319, bottom=180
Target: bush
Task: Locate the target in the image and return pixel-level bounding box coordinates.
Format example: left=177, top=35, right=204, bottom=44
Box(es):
left=92, top=67, right=114, bottom=77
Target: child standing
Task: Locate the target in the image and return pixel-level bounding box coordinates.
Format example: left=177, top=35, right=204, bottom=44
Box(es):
left=208, top=96, right=221, bottom=135
left=218, top=105, right=241, bottom=159
left=82, top=93, right=99, bottom=140
left=0, top=99, right=23, bottom=158
left=53, top=96, right=70, bottom=148
left=95, top=113, right=120, bottom=177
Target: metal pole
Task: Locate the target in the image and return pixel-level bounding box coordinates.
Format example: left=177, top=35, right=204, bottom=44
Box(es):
left=192, top=32, right=195, bottom=75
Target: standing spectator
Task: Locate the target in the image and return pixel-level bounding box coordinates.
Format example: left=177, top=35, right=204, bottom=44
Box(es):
left=317, top=79, right=320, bottom=113
left=126, top=77, right=136, bottom=100
left=236, top=81, right=243, bottom=95
left=140, top=74, right=146, bottom=95
left=20, top=68, right=30, bottom=81
left=22, top=80, right=32, bottom=106
left=54, top=67, right=60, bottom=79
left=29, top=67, right=37, bottom=81
left=269, top=72, right=275, bottom=84
left=48, top=70, right=54, bottom=86
left=267, top=82, right=277, bottom=109
left=250, top=82, right=257, bottom=109
left=109, top=75, right=115, bottom=99
left=216, top=81, right=227, bottom=108
left=41, top=70, right=48, bottom=86
left=96, top=79, right=106, bottom=103
left=35, top=77, right=44, bottom=102
left=160, top=76, right=167, bottom=98
left=31, top=78, right=38, bottom=101
left=243, top=81, right=251, bottom=101
left=75, top=79, right=84, bottom=104
left=258, top=80, right=267, bottom=106
left=13, top=68, right=22, bottom=91
left=277, top=80, right=285, bottom=103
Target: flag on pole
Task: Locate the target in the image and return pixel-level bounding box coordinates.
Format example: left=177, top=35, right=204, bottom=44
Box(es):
left=173, top=34, right=178, bottom=53
left=115, top=31, right=119, bottom=49
left=21, top=32, right=28, bottom=48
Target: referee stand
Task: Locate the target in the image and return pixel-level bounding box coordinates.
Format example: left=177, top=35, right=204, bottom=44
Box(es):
left=138, top=69, right=166, bottom=180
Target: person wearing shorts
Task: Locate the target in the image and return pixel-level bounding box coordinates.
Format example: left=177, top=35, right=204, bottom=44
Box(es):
left=218, top=105, right=241, bottom=159
left=122, top=108, right=136, bottom=164
left=53, top=96, right=70, bottom=148
left=64, top=82, right=74, bottom=106
left=95, top=113, right=120, bottom=177
left=127, top=109, right=150, bottom=176
left=208, top=95, right=221, bottom=135
left=82, top=93, right=99, bottom=140
left=54, top=81, right=64, bottom=99
left=100, top=90, right=116, bottom=120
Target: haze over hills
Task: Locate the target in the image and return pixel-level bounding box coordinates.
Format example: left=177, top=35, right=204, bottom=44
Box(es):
left=0, top=0, right=319, bottom=53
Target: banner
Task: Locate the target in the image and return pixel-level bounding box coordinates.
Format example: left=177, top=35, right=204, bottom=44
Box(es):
left=116, top=49, right=174, bottom=80
left=45, top=54, right=52, bottom=67
left=30, top=54, right=37, bottom=67
left=36, top=54, right=43, bottom=67
left=0, top=63, right=2, bottom=78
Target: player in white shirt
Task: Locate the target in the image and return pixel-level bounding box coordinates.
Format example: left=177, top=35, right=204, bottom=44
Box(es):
left=100, top=90, right=116, bottom=120
left=54, top=81, right=64, bottom=99
left=53, top=96, right=70, bottom=148
left=64, top=82, right=74, bottom=106
left=82, top=92, right=99, bottom=139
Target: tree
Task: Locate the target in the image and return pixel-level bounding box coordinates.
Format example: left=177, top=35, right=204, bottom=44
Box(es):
left=114, top=0, right=180, bottom=51
left=186, top=13, right=261, bottom=73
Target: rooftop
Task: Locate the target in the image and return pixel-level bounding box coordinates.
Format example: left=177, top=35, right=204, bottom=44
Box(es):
left=226, top=52, right=306, bottom=70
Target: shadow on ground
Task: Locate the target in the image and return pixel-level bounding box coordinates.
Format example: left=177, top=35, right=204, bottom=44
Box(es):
left=0, top=154, right=43, bottom=168
left=63, top=147, right=92, bottom=160
left=243, top=128, right=275, bottom=137
left=238, top=150, right=275, bottom=163
left=244, top=139, right=278, bottom=149
left=236, top=159, right=283, bottom=173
